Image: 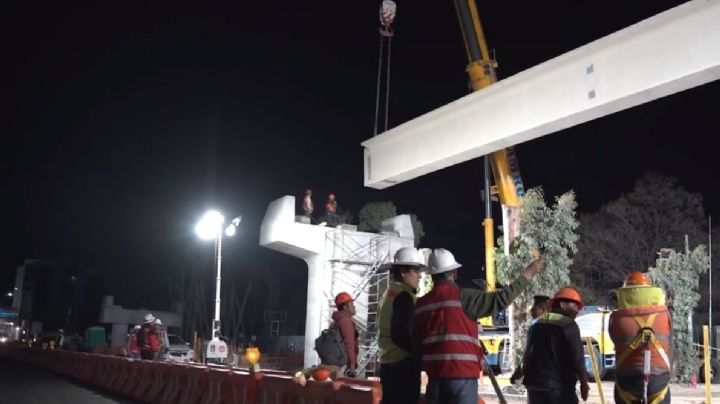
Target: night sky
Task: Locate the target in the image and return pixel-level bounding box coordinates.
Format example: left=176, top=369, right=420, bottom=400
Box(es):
left=2, top=2, right=717, bottom=321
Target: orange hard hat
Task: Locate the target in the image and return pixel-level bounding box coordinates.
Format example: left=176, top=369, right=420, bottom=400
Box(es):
left=624, top=271, right=651, bottom=287
left=548, top=287, right=584, bottom=311
left=334, top=292, right=353, bottom=307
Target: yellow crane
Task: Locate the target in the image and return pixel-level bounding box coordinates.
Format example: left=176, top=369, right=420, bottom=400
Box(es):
left=452, top=0, right=526, bottom=372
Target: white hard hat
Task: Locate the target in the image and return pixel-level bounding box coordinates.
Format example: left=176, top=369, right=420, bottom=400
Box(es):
left=392, top=247, right=426, bottom=269
left=144, top=313, right=156, bottom=324
left=427, top=248, right=462, bottom=275
left=154, top=319, right=162, bottom=325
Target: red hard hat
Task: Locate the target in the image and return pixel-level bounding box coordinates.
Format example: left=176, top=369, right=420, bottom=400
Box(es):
left=624, top=271, right=651, bottom=287
left=548, top=287, right=584, bottom=311
left=334, top=292, right=352, bottom=306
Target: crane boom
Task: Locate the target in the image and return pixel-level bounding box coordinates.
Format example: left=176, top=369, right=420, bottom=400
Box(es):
left=452, top=0, right=524, bottom=293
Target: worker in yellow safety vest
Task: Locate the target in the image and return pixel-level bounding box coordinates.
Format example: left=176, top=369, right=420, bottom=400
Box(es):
left=609, top=271, right=672, bottom=404
left=378, top=247, right=427, bottom=404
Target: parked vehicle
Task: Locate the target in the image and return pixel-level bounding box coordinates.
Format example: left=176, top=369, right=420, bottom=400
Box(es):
left=165, top=334, right=194, bottom=363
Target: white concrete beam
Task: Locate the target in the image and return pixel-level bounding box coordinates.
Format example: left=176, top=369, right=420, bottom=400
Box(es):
left=362, top=0, right=720, bottom=189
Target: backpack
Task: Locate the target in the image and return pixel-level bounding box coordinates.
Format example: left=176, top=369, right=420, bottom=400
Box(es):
left=314, top=324, right=347, bottom=366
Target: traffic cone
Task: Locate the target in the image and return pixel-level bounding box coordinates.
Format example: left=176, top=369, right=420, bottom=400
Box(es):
left=690, top=372, right=698, bottom=388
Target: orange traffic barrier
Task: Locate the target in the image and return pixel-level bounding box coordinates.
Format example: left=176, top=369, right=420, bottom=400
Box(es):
left=109, top=358, right=132, bottom=395
left=157, top=363, right=184, bottom=404
left=130, top=361, right=154, bottom=400
left=177, top=365, right=211, bottom=404
left=200, top=368, right=260, bottom=404
left=257, top=374, right=296, bottom=404
left=292, top=379, right=340, bottom=404
left=140, top=361, right=169, bottom=403
left=335, top=383, right=382, bottom=404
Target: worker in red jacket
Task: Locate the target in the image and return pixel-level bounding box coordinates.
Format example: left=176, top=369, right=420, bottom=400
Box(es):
left=333, top=292, right=359, bottom=376
left=127, top=325, right=141, bottom=359
left=138, top=313, right=160, bottom=360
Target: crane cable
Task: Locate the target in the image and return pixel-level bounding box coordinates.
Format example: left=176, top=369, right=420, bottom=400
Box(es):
left=373, top=0, right=396, bottom=136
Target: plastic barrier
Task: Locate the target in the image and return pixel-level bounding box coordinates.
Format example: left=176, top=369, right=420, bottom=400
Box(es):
left=177, top=365, right=211, bottom=404
left=335, top=383, right=382, bottom=404
left=291, top=379, right=341, bottom=404
left=156, top=363, right=183, bottom=404
left=257, top=374, right=296, bottom=404
left=140, top=361, right=169, bottom=403
left=0, top=346, right=431, bottom=404
left=201, top=369, right=260, bottom=404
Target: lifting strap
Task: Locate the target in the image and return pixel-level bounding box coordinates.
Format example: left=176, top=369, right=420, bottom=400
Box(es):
left=616, top=313, right=671, bottom=371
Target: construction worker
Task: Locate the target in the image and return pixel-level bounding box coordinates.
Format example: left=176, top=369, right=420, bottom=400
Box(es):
left=509, top=295, right=549, bottom=385
left=303, top=189, right=313, bottom=217
left=522, top=287, right=590, bottom=404
left=610, top=271, right=672, bottom=404
left=378, top=247, right=427, bottom=404
left=333, top=292, right=359, bottom=376
left=138, top=313, right=160, bottom=360
left=325, top=193, right=339, bottom=224
left=415, top=248, right=544, bottom=404
left=127, top=325, right=141, bottom=359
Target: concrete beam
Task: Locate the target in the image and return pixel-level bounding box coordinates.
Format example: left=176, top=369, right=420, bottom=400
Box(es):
left=362, top=0, right=720, bottom=189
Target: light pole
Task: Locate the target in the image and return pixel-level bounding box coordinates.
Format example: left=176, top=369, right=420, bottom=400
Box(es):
left=195, top=210, right=241, bottom=362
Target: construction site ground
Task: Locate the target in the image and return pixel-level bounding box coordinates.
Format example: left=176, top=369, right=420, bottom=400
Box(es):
left=476, top=374, right=720, bottom=403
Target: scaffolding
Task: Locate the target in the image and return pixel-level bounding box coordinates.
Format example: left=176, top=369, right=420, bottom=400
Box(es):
left=322, top=227, right=393, bottom=376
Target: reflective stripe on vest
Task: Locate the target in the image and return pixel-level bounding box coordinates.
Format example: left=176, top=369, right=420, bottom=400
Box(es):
left=415, top=281, right=482, bottom=379
left=422, top=334, right=478, bottom=344
left=415, top=300, right=462, bottom=314
left=423, top=353, right=479, bottom=362
left=378, top=281, right=417, bottom=364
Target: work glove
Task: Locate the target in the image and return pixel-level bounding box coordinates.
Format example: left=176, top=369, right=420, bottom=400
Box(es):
left=580, top=382, right=590, bottom=401
left=344, top=368, right=357, bottom=378
left=509, top=366, right=522, bottom=385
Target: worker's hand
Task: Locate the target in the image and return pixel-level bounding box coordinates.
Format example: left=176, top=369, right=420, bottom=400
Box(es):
left=522, top=257, right=544, bottom=280
left=580, top=382, right=590, bottom=401
left=344, top=368, right=357, bottom=378
left=509, top=366, right=522, bottom=385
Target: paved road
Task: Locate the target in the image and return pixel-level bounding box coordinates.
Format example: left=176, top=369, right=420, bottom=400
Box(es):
left=0, top=356, right=138, bottom=404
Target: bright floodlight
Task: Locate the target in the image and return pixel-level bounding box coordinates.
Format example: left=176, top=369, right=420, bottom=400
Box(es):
left=6, top=292, right=11, bottom=297
left=195, top=210, right=225, bottom=240
left=225, top=224, right=236, bottom=237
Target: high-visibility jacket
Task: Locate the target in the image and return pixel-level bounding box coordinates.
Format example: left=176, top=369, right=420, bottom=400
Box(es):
left=610, top=286, right=672, bottom=374
left=415, top=280, right=482, bottom=378
left=378, top=281, right=417, bottom=364
left=128, top=331, right=140, bottom=354
left=610, top=285, right=672, bottom=404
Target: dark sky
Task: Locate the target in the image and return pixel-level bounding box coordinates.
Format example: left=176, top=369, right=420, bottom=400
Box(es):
left=2, top=2, right=717, bottom=315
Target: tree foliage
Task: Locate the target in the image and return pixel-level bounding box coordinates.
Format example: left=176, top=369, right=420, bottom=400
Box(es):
left=358, top=201, right=425, bottom=245
left=358, top=201, right=397, bottom=232
left=496, top=188, right=580, bottom=365
left=572, top=172, right=706, bottom=302
left=647, top=246, right=709, bottom=383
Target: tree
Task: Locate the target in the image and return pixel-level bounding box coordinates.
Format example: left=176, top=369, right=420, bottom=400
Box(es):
left=496, top=188, right=580, bottom=366
left=358, top=201, right=425, bottom=245
left=358, top=201, right=397, bottom=232
left=572, top=172, right=706, bottom=303
left=647, top=245, right=709, bottom=382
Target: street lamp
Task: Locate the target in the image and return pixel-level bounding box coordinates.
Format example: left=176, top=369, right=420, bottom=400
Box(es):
left=195, top=210, right=241, bottom=362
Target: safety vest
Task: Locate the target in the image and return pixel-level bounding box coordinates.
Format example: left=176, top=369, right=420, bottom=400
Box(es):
left=415, top=280, right=482, bottom=378
left=610, top=286, right=672, bottom=404
left=378, top=281, right=417, bottom=364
